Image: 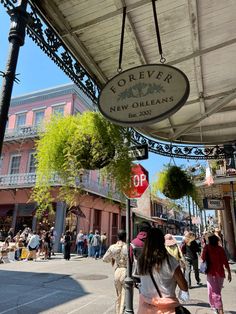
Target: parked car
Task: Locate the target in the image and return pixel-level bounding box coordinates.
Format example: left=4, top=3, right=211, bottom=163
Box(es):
left=173, top=235, right=184, bottom=246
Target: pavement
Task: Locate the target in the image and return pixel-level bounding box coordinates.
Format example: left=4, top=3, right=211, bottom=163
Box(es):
left=0, top=254, right=235, bottom=314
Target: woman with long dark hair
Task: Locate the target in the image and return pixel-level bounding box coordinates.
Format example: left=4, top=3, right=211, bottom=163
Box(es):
left=138, top=228, right=188, bottom=314
left=201, top=234, right=231, bottom=314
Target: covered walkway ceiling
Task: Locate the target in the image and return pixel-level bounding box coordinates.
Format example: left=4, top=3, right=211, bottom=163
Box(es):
left=14, top=1, right=236, bottom=145
left=32, top=0, right=236, bottom=145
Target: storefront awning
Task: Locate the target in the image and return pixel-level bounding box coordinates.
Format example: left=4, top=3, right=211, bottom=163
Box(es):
left=68, top=206, right=86, bottom=218
left=133, top=210, right=165, bottom=225
left=28, top=0, right=236, bottom=145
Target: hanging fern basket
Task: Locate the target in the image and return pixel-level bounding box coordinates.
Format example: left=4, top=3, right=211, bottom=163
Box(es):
left=153, top=165, right=195, bottom=200
left=69, top=112, right=116, bottom=170
left=32, top=111, right=132, bottom=214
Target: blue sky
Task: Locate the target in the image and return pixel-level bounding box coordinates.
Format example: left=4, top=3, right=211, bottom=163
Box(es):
left=0, top=7, right=201, bottom=184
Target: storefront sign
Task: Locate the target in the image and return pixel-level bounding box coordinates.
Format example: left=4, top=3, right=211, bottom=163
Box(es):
left=128, top=144, right=149, bottom=160
left=98, top=64, right=190, bottom=126
left=203, top=198, right=224, bottom=210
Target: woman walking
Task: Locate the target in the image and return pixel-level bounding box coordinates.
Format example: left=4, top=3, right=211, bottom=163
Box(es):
left=201, top=234, right=231, bottom=314
left=137, top=228, right=188, bottom=314
left=103, top=230, right=127, bottom=314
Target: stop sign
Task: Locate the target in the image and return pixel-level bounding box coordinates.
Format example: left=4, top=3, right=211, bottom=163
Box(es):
left=124, top=164, right=149, bottom=199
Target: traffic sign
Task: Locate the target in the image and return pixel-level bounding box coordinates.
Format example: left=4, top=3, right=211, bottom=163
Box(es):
left=128, top=144, right=149, bottom=161
left=124, top=164, right=149, bottom=199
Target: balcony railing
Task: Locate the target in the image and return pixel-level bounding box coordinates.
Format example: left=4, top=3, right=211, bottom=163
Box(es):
left=0, top=172, right=123, bottom=202
left=4, top=126, right=39, bottom=141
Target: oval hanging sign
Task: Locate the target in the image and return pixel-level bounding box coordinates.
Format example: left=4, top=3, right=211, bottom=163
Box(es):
left=98, top=64, right=190, bottom=126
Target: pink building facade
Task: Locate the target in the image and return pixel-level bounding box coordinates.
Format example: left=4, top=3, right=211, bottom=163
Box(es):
left=0, top=83, right=125, bottom=249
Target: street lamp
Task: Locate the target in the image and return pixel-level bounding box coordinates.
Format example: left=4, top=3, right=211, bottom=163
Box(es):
left=0, top=0, right=29, bottom=156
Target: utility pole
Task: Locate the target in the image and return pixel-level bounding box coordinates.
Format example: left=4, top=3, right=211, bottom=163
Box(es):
left=199, top=207, right=204, bottom=233
left=187, top=195, right=192, bottom=231
left=0, top=0, right=28, bottom=156
left=230, top=181, right=236, bottom=242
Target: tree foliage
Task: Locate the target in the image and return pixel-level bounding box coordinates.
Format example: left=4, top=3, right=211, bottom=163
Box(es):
left=32, top=112, right=132, bottom=217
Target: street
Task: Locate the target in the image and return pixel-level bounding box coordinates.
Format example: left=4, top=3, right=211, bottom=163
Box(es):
left=0, top=255, right=235, bottom=314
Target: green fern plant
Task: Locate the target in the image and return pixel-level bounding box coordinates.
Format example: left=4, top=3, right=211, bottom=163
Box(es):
left=31, top=112, right=132, bottom=217
left=152, top=165, right=196, bottom=200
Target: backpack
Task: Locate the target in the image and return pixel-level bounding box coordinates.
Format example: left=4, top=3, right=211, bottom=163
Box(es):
left=91, top=234, right=101, bottom=246
left=130, top=243, right=143, bottom=283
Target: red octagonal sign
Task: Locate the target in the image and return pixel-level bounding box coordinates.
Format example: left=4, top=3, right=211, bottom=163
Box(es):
left=124, top=164, right=149, bottom=199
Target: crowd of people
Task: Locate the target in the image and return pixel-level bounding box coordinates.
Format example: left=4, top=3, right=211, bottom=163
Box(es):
left=0, top=223, right=232, bottom=314
left=60, top=229, right=107, bottom=261
left=0, top=226, right=109, bottom=263
left=0, top=226, right=57, bottom=263
left=103, top=222, right=232, bottom=314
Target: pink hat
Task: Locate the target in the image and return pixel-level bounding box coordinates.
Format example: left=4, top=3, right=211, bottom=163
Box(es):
left=165, top=234, right=177, bottom=246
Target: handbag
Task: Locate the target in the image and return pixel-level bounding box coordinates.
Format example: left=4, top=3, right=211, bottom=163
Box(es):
left=199, top=261, right=207, bottom=274
left=149, top=270, right=191, bottom=314
left=200, top=246, right=209, bottom=274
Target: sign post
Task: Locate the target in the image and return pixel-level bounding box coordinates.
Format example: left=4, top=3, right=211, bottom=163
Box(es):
left=124, top=164, right=149, bottom=314
left=125, top=197, right=134, bottom=314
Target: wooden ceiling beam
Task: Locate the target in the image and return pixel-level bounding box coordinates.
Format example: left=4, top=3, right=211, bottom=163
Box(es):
left=40, top=0, right=108, bottom=85
left=187, top=121, right=236, bottom=134
left=187, top=0, right=205, bottom=141
left=61, top=0, right=151, bottom=35
left=170, top=91, right=236, bottom=141
left=168, top=37, right=236, bottom=66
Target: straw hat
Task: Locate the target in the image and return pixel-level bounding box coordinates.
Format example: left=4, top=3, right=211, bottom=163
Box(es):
left=165, top=234, right=177, bottom=246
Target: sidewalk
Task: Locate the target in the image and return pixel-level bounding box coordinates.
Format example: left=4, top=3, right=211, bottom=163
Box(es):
left=57, top=255, right=236, bottom=313
left=0, top=253, right=235, bottom=313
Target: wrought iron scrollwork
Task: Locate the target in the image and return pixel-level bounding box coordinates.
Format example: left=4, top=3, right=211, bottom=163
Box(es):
left=0, top=0, right=17, bottom=11
left=4, top=0, right=100, bottom=102
left=130, top=129, right=227, bottom=160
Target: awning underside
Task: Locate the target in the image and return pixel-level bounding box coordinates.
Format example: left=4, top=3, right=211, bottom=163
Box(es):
left=31, top=0, right=236, bottom=145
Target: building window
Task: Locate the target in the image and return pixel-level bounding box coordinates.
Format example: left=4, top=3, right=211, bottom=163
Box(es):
left=53, top=105, right=64, bottom=116
left=16, top=113, right=26, bottom=128
left=9, top=155, right=21, bottom=174
left=152, top=202, right=163, bottom=217
left=28, top=153, right=36, bottom=173
left=34, top=110, right=44, bottom=126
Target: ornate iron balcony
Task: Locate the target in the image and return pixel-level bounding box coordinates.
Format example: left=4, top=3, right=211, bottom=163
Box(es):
left=0, top=172, right=123, bottom=202
left=4, top=126, right=39, bottom=141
